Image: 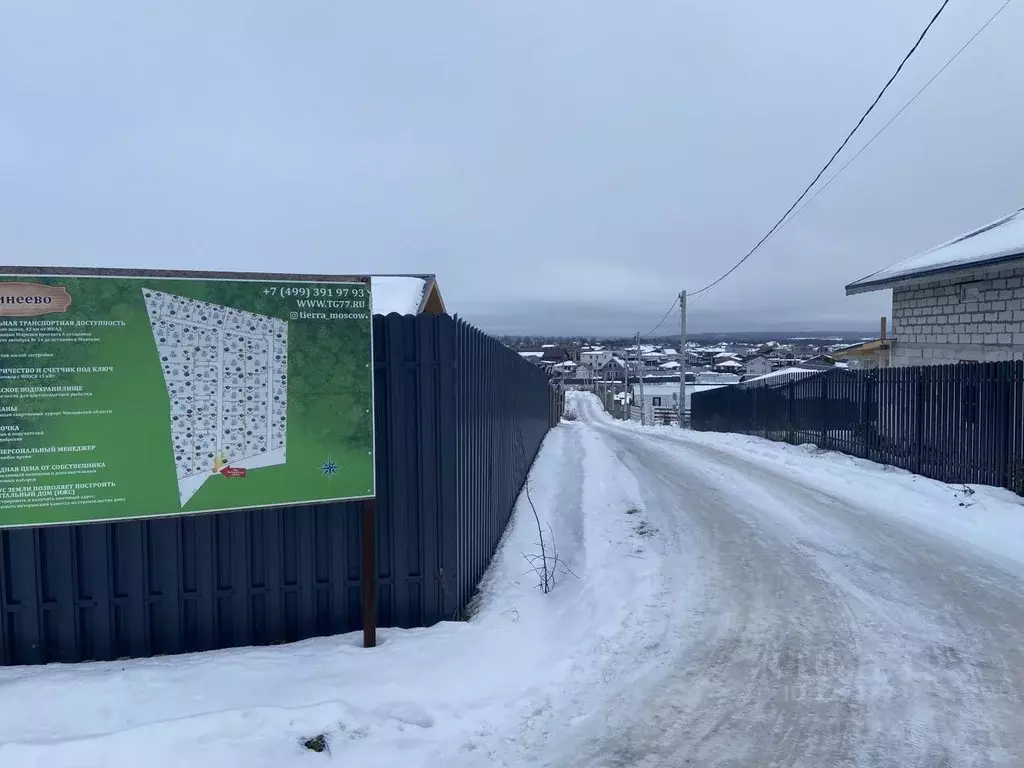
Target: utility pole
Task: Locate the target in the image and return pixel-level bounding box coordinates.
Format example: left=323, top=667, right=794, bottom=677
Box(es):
left=679, top=290, right=687, bottom=429
left=622, top=352, right=629, bottom=421
left=636, top=332, right=646, bottom=426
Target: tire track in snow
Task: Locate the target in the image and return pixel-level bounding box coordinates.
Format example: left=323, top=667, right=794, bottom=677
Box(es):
left=649, top=435, right=1024, bottom=767
left=561, top=406, right=865, bottom=767
left=548, top=395, right=1024, bottom=767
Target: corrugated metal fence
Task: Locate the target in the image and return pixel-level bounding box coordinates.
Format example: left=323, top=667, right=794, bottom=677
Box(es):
left=691, top=362, right=1024, bottom=493
left=0, top=314, right=557, bottom=665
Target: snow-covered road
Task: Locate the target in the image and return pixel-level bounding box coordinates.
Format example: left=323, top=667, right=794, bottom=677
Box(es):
left=550, top=393, right=1024, bottom=767
left=3, top=393, right=1023, bottom=767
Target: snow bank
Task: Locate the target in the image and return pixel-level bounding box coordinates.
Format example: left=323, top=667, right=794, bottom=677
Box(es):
left=0, top=419, right=657, bottom=768
left=594, top=397, right=1024, bottom=572
left=681, top=430, right=1024, bottom=571
left=579, top=391, right=1024, bottom=570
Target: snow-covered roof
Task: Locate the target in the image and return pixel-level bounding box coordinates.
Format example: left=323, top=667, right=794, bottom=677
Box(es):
left=847, top=208, right=1024, bottom=294
left=716, top=360, right=744, bottom=369
left=632, top=383, right=725, bottom=399
left=695, top=372, right=741, bottom=384
left=743, top=367, right=819, bottom=384
left=658, top=361, right=681, bottom=369
left=626, top=344, right=657, bottom=354
left=519, top=351, right=544, bottom=358
left=632, top=384, right=681, bottom=397
left=372, top=276, right=427, bottom=315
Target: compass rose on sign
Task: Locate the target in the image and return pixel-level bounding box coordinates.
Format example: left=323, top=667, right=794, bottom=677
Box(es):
left=320, top=457, right=338, bottom=478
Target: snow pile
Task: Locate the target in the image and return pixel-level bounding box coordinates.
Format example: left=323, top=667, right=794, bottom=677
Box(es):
left=0, top=419, right=658, bottom=768
left=599, top=400, right=1024, bottom=572
left=371, top=276, right=427, bottom=315
left=680, top=430, right=1024, bottom=571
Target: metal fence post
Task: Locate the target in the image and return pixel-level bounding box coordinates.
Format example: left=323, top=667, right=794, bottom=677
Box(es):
left=914, top=367, right=925, bottom=476
left=787, top=379, right=795, bottom=444
left=819, top=373, right=828, bottom=448
left=862, top=371, right=871, bottom=461
left=998, top=361, right=1011, bottom=489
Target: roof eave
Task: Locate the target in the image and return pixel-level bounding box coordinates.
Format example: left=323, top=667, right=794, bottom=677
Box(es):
left=845, top=250, right=1024, bottom=296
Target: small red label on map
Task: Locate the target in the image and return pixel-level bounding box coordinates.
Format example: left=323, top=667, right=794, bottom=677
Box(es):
left=220, top=467, right=247, bottom=478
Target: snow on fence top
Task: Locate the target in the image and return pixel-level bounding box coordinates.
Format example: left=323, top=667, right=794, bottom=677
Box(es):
left=740, top=367, right=820, bottom=388
left=372, top=276, right=427, bottom=315
left=847, top=208, right=1024, bottom=294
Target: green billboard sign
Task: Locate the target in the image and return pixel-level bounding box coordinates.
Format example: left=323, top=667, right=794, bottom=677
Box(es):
left=0, top=269, right=375, bottom=527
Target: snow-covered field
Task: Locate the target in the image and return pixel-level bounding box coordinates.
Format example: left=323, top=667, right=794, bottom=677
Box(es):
left=2, top=391, right=1023, bottom=767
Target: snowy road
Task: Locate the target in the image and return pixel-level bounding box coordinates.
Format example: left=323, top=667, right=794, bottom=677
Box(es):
left=548, top=394, right=1024, bottom=767
left=3, top=393, right=1024, bottom=767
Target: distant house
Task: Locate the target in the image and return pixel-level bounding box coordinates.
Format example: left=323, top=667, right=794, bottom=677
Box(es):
left=714, top=359, right=744, bottom=374
left=629, top=383, right=679, bottom=424
left=832, top=337, right=888, bottom=370
left=800, top=354, right=836, bottom=368
left=846, top=207, right=1024, bottom=366
left=630, top=382, right=729, bottom=424
left=518, top=351, right=545, bottom=365
left=541, top=346, right=571, bottom=364
left=372, top=274, right=447, bottom=315
left=743, top=356, right=772, bottom=376
left=550, top=360, right=577, bottom=377
left=695, top=371, right=741, bottom=386
left=580, top=349, right=614, bottom=369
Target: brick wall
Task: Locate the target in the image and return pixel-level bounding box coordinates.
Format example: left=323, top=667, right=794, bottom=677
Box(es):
left=890, top=264, right=1024, bottom=365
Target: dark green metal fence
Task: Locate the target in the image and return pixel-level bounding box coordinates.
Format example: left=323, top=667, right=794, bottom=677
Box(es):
left=0, top=314, right=557, bottom=665
left=691, top=362, right=1024, bottom=494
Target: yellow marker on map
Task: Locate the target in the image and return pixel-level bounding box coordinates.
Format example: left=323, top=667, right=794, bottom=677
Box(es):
left=212, top=451, right=228, bottom=473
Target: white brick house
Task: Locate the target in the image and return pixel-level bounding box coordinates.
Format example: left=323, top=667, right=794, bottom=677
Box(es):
left=846, top=208, right=1024, bottom=366
left=580, top=349, right=613, bottom=369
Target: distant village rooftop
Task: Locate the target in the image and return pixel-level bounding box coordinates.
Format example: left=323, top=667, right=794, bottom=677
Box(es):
left=846, top=207, right=1024, bottom=294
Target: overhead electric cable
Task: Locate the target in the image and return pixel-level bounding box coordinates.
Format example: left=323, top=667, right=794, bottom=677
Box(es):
left=689, top=0, right=954, bottom=300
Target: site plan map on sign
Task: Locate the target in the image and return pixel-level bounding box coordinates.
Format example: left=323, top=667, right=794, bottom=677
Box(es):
left=143, top=288, right=289, bottom=506
left=0, top=270, right=373, bottom=527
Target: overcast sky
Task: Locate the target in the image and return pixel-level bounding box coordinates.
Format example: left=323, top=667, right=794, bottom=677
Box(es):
left=2, top=1, right=1022, bottom=335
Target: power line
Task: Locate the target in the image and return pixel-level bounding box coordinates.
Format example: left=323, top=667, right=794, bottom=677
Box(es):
left=689, top=0, right=953, bottom=300
left=772, top=0, right=1015, bottom=235
left=640, top=294, right=679, bottom=338
left=687, top=0, right=1015, bottom=308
